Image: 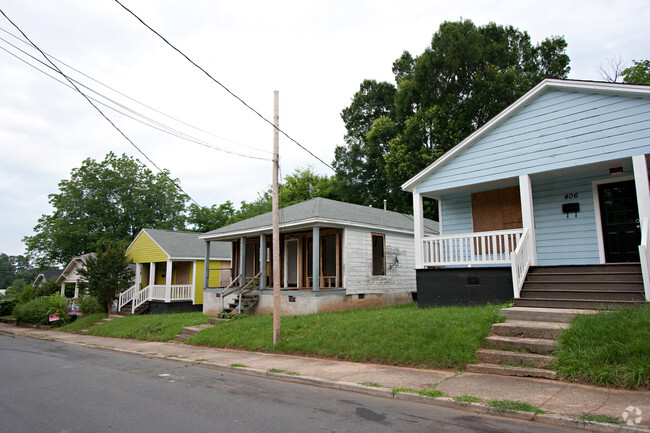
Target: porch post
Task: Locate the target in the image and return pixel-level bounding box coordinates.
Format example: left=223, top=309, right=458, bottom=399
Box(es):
left=519, top=174, right=538, bottom=266
left=312, top=226, right=320, bottom=291
left=633, top=155, right=650, bottom=221
left=165, top=260, right=173, bottom=302
left=134, top=263, right=142, bottom=289
left=60, top=282, right=65, bottom=297
left=413, top=192, right=425, bottom=269
left=239, top=237, right=246, bottom=287
left=259, top=234, right=266, bottom=290
left=149, top=263, right=155, bottom=287
left=203, top=241, right=210, bottom=290
left=191, top=261, right=197, bottom=304
left=73, top=282, right=79, bottom=298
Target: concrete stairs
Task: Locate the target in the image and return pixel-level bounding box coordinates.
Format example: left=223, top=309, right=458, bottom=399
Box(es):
left=175, top=323, right=215, bottom=342
left=514, top=264, right=645, bottom=309
left=466, top=307, right=596, bottom=380
left=221, top=292, right=259, bottom=315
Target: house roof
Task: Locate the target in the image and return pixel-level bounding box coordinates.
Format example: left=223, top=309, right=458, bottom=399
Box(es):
left=402, top=79, right=650, bottom=192
left=56, top=253, right=96, bottom=283
left=33, top=269, right=63, bottom=287
left=200, top=197, right=439, bottom=240
left=133, top=228, right=231, bottom=260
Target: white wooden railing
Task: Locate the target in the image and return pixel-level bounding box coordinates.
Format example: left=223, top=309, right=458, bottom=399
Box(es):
left=639, top=217, right=650, bottom=301
left=118, top=284, right=136, bottom=312
left=423, top=229, right=524, bottom=266
left=123, top=284, right=194, bottom=313
left=511, top=228, right=532, bottom=299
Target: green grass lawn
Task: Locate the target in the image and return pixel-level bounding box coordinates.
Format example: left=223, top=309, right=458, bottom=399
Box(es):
left=84, top=312, right=211, bottom=341
left=189, top=303, right=504, bottom=369
left=57, top=313, right=107, bottom=332
left=554, top=304, right=650, bottom=390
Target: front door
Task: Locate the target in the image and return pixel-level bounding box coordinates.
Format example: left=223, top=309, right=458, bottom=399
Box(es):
left=598, top=180, right=640, bottom=262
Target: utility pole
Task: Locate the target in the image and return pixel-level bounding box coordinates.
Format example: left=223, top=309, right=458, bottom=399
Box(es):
left=272, top=90, right=281, bottom=345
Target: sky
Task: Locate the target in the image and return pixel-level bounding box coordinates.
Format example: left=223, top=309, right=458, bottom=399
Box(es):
left=0, top=0, right=648, bottom=258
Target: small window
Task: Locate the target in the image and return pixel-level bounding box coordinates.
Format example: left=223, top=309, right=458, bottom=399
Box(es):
left=372, top=233, right=385, bottom=276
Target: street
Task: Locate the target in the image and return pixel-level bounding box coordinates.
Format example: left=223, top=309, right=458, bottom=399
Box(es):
left=0, top=333, right=581, bottom=433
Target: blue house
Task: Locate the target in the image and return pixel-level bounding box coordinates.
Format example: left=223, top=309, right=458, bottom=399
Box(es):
left=402, top=79, right=650, bottom=308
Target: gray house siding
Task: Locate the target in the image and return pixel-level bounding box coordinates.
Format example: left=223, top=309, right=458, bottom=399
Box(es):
left=416, top=90, right=650, bottom=194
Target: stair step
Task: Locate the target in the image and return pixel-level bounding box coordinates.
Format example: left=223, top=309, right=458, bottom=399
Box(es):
left=477, top=348, right=555, bottom=368
left=514, top=298, right=644, bottom=309
left=522, top=282, right=643, bottom=291
left=491, top=321, right=567, bottom=339
left=466, top=363, right=557, bottom=380
left=520, top=289, right=644, bottom=301
left=526, top=273, right=642, bottom=282
left=499, top=307, right=595, bottom=323
left=176, top=324, right=215, bottom=341
left=528, top=264, right=641, bottom=274
left=485, top=335, right=557, bottom=355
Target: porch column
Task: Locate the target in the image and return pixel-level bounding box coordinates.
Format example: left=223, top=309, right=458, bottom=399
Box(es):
left=259, top=234, right=266, bottom=290
left=312, top=226, right=320, bottom=291
left=633, top=155, right=650, bottom=221
left=519, top=174, right=538, bottom=266
left=148, top=262, right=155, bottom=287
left=203, top=241, right=210, bottom=290
left=165, top=260, right=173, bottom=302
left=73, top=282, right=79, bottom=298
left=134, top=263, right=142, bottom=289
left=60, top=282, right=65, bottom=297
left=191, top=261, right=197, bottom=304
left=239, top=237, right=246, bottom=287
left=413, top=192, right=425, bottom=269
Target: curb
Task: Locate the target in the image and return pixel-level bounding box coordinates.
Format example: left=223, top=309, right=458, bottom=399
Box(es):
left=2, top=326, right=648, bottom=433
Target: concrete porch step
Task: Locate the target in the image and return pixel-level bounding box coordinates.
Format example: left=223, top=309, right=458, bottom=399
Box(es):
left=485, top=335, right=558, bottom=355
left=499, top=306, right=595, bottom=323
left=466, top=363, right=557, bottom=380
left=175, top=323, right=214, bottom=341
left=476, top=348, right=555, bottom=369
left=490, top=320, right=567, bottom=340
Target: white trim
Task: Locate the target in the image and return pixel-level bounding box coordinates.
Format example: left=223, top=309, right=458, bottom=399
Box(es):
left=633, top=155, right=650, bottom=221
left=402, top=79, right=650, bottom=192
left=519, top=175, right=537, bottom=266
left=191, top=261, right=197, bottom=305
left=592, top=175, right=635, bottom=264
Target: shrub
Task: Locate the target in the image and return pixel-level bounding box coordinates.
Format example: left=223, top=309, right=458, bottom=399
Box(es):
left=78, top=295, right=103, bottom=315
left=12, top=294, right=71, bottom=325
left=0, top=299, right=17, bottom=316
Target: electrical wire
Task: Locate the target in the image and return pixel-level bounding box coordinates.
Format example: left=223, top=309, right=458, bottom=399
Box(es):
left=0, top=8, right=201, bottom=207
left=114, top=0, right=335, bottom=172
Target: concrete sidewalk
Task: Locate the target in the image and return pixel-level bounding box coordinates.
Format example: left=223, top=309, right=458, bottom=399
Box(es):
left=1, top=322, right=648, bottom=432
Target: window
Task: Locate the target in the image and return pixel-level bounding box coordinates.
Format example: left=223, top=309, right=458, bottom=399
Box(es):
left=372, top=233, right=385, bottom=276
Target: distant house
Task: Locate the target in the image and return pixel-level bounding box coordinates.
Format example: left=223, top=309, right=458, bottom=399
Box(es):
left=57, top=253, right=96, bottom=298
left=33, top=269, right=63, bottom=288
left=199, top=198, right=438, bottom=315
left=120, top=228, right=231, bottom=314
left=402, top=79, right=650, bottom=308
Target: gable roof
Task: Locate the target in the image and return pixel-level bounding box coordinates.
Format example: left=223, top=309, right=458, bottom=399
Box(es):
left=200, top=197, right=438, bottom=240
left=56, top=253, right=96, bottom=283
left=131, top=228, right=231, bottom=260
left=402, top=79, right=650, bottom=192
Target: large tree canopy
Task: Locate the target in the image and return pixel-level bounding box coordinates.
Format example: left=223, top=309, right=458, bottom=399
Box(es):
left=24, top=152, right=188, bottom=266
left=334, top=19, right=571, bottom=214
left=623, top=59, right=650, bottom=85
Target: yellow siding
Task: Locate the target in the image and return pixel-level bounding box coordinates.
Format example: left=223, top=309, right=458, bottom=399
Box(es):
left=126, top=232, right=168, bottom=263
left=193, top=260, right=223, bottom=305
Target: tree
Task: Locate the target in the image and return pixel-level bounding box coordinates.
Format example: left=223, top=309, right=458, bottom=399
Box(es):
left=0, top=254, right=37, bottom=291
left=77, top=243, right=134, bottom=312
left=24, top=152, right=188, bottom=267
left=334, top=19, right=571, bottom=214
left=622, top=60, right=650, bottom=85
left=186, top=201, right=236, bottom=232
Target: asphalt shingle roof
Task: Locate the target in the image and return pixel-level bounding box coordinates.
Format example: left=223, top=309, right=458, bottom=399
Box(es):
left=142, top=228, right=231, bottom=260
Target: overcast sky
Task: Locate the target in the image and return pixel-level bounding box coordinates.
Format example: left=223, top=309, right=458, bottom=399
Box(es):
left=0, top=0, right=648, bottom=258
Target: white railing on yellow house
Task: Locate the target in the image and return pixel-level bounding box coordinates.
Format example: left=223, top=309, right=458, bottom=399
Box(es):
left=422, top=228, right=533, bottom=299
left=118, top=284, right=137, bottom=311
left=638, top=217, right=650, bottom=301
left=122, top=284, right=194, bottom=314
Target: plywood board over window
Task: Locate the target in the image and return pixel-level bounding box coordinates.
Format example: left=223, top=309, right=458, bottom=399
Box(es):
left=472, top=186, right=523, bottom=232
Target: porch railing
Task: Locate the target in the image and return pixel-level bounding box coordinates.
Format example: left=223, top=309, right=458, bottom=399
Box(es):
left=511, top=228, right=532, bottom=299
left=126, top=284, right=194, bottom=313
left=423, top=229, right=524, bottom=266
left=220, top=272, right=260, bottom=314
left=118, top=284, right=137, bottom=311
left=639, top=217, right=650, bottom=301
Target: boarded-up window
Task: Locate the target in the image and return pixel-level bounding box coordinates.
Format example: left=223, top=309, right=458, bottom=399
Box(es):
left=372, top=233, right=385, bottom=276
left=471, top=186, right=523, bottom=232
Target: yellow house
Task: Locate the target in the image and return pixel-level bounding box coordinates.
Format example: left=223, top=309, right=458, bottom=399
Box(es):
left=120, top=228, right=231, bottom=314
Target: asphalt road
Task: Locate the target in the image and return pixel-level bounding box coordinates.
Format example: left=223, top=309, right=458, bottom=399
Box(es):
left=0, top=333, right=581, bottom=433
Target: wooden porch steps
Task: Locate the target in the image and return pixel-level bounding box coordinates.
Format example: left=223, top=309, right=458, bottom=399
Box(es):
left=116, top=301, right=150, bottom=316
left=222, top=292, right=259, bottom=315
left=514, top=264, right=645, bottom=309
left=466, top=307, right=595, bottom=380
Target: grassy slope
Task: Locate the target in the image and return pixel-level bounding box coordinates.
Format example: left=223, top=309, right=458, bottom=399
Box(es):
left=85, top=312, right=210, bottom=341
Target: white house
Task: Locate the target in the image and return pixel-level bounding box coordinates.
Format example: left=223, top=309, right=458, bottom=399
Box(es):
left=402, top=79, right=650, bottom=309
left=57, top=253, right=96, bottom=298
left=199, top=198, right=438, bottom=315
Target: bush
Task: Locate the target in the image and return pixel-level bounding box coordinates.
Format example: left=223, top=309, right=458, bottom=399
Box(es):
left=12, top=294, right=71, bottom=325
left=0, top=299, right=17, bottom=316
left=78, top=295, right=103, bottom=315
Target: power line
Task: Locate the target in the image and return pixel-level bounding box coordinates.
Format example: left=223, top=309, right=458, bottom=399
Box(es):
left=114, top=0, right=335, bottom=172
left=0, top=8, right=201, bottom=207
left=0, top=26, right=273, bottom=161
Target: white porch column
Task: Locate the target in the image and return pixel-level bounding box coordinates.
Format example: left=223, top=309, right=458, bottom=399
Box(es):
left=191, top=261, right=197, bottom=304
left=134, top=263, right=142, bottom=290
left=60, top=282, right=65, bottom=297
left=203, top=241, right=210, bottom=290
left=519, top=174, right=538, bottom=266
left=239, top=237, right=246, bottom=287
left=312, top=226, right=320, bottom=291
left=73, top=282, right=79, bottom=298
left=165, top=260, right=173, bottom=302
left=259, top=234, right=266, bottom=290
left=148, top=262, right=156, bottom=287
left=413, top=192, right=425, bottom=269
left=633, top=155, right=650, bottom=221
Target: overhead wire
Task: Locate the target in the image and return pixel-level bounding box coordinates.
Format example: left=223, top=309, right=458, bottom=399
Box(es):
left=0, top=8, right=201, bottom=206
left=114, top=0, right=336, bottom=172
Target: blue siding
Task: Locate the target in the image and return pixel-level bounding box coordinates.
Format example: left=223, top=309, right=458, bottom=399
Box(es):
left=416, top=90, right=650, bottom=194
left=441, top=193, right=472, bottom=235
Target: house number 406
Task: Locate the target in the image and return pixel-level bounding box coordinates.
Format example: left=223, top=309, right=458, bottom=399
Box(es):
left=564, top=193, right=578, bottom=200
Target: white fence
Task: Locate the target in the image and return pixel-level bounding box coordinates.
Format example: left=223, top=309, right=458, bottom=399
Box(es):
left=118, top=284, right=194, bottom=313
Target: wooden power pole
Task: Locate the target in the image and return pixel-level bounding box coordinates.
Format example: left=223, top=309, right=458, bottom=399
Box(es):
left=272, top=90, right=281, bottom=345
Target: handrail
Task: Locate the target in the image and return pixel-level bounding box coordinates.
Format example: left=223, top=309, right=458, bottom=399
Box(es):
left=237, top=272, right=261, bottom=314
left=639, top=217, right=650, bottom=301
left=118, top=284, right=136, bottom=312
left=511, top=228, right=532, bottom=299
left=220, top=273, right=243, bottom=311
left=423, top=229, right=524, bottom=266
